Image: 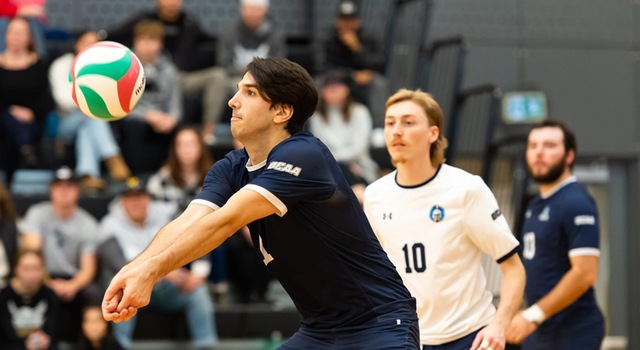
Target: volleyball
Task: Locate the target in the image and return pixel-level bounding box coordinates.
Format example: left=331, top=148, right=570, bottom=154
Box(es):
left=69, top=41, right=145, bottom=121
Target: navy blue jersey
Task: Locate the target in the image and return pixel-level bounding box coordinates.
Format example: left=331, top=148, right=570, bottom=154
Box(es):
left=521, top=179, right=600, bottom=316
left=194, top=131, right=413, bottom=329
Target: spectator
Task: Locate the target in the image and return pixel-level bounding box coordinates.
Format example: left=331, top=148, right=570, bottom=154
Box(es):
left=0, top=0, right=47, bottom=58
left=146, top=126, right=228, bottom=301
left=107, top=0, right=227, bottom=141
left=0, top=249, right=59, bottom=350
left=113, top=20, right=181, bottom=175
left=315, top=0, right=390, bottom=128
left=146, top=126, right=213, bottom=211
left=77, top=305, right=123, bottom=350
left=0, top=182, right=18, bottom=289
left=99, top=176, right=218, bottom=350
left=217, top=0, right=287, bottom=83
left=20, top=166, right=101, bottom=342
left=308, top=70, right=378, bottom=202
left=0, top=16, right=54, bottom=185
left=49, top=30, right=131, bottom=192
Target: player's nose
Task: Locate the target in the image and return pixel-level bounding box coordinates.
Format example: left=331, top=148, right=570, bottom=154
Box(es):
left=228, top=93, right=240, bottom=109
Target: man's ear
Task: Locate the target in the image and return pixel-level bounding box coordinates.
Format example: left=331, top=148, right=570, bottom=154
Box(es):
left=274, top=104, right=293, bottom=124
left=566, top=148, right=576, bottom=167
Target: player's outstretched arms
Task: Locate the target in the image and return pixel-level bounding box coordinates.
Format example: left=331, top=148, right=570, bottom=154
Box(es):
left=102, top=261, right=158, bottom=323
left=150, top=188, right=280, bottom=284
left=102, top=204, right=214, bottom=322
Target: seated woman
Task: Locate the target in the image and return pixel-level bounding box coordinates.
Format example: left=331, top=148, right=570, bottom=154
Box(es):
left=308, top=70, right=379, bottom=203
left=146, top=126, right=228, bottom=301
left=0, top=249, right=59, bottom=349
left=76, top=305, right=123, bottom=350
left=0, top=16, right=54, bottom=185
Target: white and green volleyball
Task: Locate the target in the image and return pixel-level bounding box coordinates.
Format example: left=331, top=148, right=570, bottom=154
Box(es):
left=70, top=41, right=145, bottom=121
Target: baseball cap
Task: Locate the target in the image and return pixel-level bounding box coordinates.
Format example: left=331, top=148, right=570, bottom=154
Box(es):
left=241, top=0, right=269, bottom=7
left=120, top=176, right=148, bottom=196
left=337, top=0, right=359, bottom=17
left=321, top=70, right=349, bottom=87
left=50, top=166, right=79, bottom=185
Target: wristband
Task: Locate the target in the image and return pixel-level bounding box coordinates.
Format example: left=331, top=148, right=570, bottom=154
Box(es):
left=521, top=304, right=547, bottom=325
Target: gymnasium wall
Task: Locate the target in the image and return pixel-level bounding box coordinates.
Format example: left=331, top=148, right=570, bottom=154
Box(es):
left=429, top=0, right=640, bottom=158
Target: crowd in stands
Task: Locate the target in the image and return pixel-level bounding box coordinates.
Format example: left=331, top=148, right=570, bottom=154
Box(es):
left=0, top=0, right=388, bottom=348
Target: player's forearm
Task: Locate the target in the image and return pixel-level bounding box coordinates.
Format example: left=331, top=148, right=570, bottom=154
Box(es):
left=494, top=256, right=526, bottom=326
left=130, top=219, right=188, bottom=266
left=149, top=211, right=237, bottom=278
left=535, top=267, right=594, bottom=318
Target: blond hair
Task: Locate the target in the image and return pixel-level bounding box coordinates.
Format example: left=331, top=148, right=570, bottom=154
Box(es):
left=133, top=20, right=164, bottom=40
left=386, top=89, right=448, bottom=166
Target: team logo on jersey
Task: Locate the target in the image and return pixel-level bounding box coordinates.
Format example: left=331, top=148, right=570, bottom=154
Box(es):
left=525, top=210, right=532, bottom=219
left=538, top=205, right=550, bottom=222
left=267, top=161, right=302, bottom=176
left=383, top=212, right=393, bottom=220
left=491, top=209, right=502, bottom=220
left=429, top=205, right=445, bottom=222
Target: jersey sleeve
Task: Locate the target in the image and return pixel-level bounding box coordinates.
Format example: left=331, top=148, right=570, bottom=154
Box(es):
left=246, top=139, right=337, bottom=216
left=192, top=156, right=237, bottom=210
left=464, top=176, right=520, bottom=262
left=562, top=194, right=600, bottom=257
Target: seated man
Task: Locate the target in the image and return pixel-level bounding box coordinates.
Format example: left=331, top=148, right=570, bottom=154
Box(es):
left=107, top=0, right=227, bottom=140
left=217, top=0, right=287, bottom=85
left=113, top=20, right=182, bottom=174
left=98, top=177, right=218, bottom=350
left=20, top=166, right=101, bottom=342
left=315, top=0, right=390, bottom=128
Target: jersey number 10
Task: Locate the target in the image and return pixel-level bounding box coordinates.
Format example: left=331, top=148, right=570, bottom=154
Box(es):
left=402, top=243, right=426, bottom=273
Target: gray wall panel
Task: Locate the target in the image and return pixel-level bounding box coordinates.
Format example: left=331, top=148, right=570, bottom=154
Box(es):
left=523, top=48, right=636, bottom=157
left=522, top=0, right=635, bottom=48
left=429, top=0, right=519, bottom=46
left=460, top=46, right=519, bottom=91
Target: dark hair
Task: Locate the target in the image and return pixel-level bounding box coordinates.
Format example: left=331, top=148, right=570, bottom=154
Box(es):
left=530, top=120, right=577, bottom=155
left=77, top=305, right=114, bottom=350
left=244, top=57, right=318, bottom=134
left=165, top=126, right=214, bottom=188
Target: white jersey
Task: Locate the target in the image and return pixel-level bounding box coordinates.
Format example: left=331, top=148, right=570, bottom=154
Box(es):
left=363, top=164, right=519, bottom=345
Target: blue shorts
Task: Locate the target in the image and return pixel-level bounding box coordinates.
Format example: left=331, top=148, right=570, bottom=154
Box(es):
left=422, top=329, right=481, bottom=350
left=278, top=303, right=419, bottom=349
left=522, top=305, right=604, bottom=350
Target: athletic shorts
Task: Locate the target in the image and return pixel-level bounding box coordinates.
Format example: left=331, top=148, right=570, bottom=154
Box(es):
left=279, top=303, right=419, bottom=349
left=422, top=329, right=481, bottom=350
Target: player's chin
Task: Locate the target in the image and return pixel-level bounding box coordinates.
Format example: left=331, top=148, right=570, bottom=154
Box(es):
left=389, top=154, right=406, bottom=164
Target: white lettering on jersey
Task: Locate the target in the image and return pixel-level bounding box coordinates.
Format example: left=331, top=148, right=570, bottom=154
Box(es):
left=574, top=215, right=595, bottom=226
left=523, top=232, right=536, bottom=259
left=267, top=161, right=302, bottom=176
